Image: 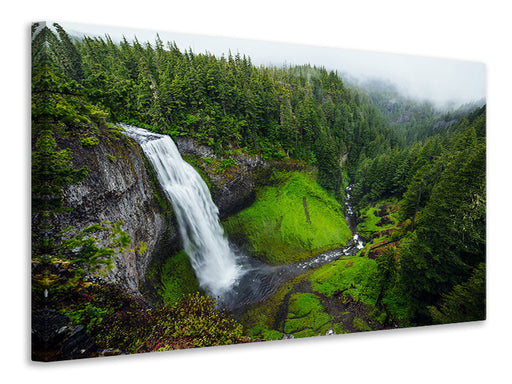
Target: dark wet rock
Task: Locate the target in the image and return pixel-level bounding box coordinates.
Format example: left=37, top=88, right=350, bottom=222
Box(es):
left=32, top=310, right=97, bottom=361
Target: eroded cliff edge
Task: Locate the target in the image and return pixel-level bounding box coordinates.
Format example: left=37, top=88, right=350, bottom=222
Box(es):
left=175, top=136, right=309, bottom=220
left=58, top=131, right=179, bottom=296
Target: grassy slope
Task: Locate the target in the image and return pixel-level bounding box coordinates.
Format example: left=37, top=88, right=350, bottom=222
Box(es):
left=223, top=171, right=352, bottom=265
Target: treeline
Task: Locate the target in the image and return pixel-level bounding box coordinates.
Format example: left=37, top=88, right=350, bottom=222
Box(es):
left=399, top=106, right=486, bottom=323
left=351, top=78, right=485, bottom=144
left=40, top=23, right=396, bottom=195
left=351, top=104, right=485, bottom=209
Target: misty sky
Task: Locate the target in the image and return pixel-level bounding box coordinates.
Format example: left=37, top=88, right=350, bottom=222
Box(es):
left=57, top=21, right=486, bottom=108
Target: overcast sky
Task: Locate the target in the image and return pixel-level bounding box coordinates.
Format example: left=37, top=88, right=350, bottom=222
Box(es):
left=57, top=21, right=486, bottom=108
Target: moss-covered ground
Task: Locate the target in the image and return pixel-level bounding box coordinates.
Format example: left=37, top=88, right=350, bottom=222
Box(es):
left=239, top=254, right=388, bottom=340
left=158, top=251, right=201, bottom=304
left=222, top=171, right=352, bottom=265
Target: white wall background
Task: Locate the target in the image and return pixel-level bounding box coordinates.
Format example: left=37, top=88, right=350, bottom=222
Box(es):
left=4, top=1, right=510, bottom=383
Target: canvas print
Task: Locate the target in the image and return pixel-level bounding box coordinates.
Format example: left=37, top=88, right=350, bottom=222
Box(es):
left=31, top=21, right=486, bottom=361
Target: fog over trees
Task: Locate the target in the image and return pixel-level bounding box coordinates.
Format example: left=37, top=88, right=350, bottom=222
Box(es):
left=58, top=22, right=486, bottom=109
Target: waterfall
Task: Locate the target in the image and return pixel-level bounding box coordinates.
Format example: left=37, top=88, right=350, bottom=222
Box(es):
left=121, top=124, right=242, bottom=297
left=121, top=124, right=365, bottom=309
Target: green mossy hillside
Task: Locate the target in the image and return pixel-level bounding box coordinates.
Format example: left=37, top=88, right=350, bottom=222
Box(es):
left=158, top=251, right=201, bottom=304
left=223, top=171, right=352, bottom=265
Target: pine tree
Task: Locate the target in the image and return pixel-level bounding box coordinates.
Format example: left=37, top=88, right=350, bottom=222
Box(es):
left=399, top=119, right=486, bottom=322
left=428, top=263, right=486, bottom=324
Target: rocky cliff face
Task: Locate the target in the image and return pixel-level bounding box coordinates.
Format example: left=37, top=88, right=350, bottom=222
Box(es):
left=59, top=132, right=179, bottom=296
left=57, top=131, right=304, bottom=298
left=176, top=137, right=270, bottom=219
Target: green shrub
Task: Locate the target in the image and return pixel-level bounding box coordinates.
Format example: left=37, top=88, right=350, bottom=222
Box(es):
left=79, top=136, right=100, bottom=146
left=216, top=158, right=236, bottom=173
left=60, top=302, right=109, bottom=333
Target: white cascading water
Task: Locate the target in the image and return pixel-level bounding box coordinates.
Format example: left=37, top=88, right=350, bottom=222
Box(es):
left=121, top=124, right=242, bottom=298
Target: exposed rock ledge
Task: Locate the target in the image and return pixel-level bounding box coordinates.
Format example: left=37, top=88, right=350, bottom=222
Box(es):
left=176, top=137, right=266, bottom=219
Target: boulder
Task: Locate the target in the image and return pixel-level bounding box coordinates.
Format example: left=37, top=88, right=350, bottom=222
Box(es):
left=32, top=310, right=97, bottom=361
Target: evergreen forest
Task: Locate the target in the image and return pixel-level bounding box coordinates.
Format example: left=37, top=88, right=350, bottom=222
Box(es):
left=31, top=22, right=486, bottom=360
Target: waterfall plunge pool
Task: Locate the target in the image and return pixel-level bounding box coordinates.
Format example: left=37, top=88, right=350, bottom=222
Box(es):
left=121, top=124, right=364, bottom=310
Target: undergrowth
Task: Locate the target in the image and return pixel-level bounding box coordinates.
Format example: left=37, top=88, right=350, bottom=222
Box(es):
left=158, top=251, right=201, bottom=304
